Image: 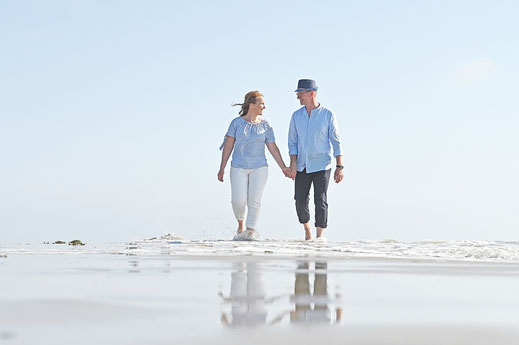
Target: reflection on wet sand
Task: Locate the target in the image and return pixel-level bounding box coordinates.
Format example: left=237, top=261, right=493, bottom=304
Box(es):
left=291, top=262, right=342, bottom=324
left=219, top=262, right=279, bottom=327
left=128, top=259, right=140, bottom=273
left=126, top=257, right=174, bottom=274
left=220, top=261, right=342, bottom=327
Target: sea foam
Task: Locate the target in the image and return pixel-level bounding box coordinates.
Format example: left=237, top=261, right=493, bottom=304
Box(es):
left=2, top=239, right=519, bottom=263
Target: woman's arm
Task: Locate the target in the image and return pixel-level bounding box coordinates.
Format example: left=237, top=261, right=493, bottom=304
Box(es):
left=266, top=141, right=287, bottom=169
left=266, top=142, right=291, bottom=178
left=218, top=136, right=235, bottom=182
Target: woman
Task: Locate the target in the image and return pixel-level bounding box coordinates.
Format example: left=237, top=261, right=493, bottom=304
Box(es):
left=218, top=91, right=290, bottom=241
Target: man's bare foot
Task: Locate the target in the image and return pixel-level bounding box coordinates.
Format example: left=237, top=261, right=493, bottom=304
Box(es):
left=316, top=227, right=325, bottom=238
left=304, top=223, right=313, bottom=241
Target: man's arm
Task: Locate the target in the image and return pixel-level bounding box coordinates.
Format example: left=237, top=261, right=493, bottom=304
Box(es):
left=289, top=155, right=298, bottom=179
left=329, top=111, right=344, bottom=183
left=328, top=110, right=342, bottom=157
left=288, top=114, right=298, bottom=179
left=334, top=155, right=344, bottom=183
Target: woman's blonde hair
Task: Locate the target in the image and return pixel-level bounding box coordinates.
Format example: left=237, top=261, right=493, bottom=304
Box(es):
left=233, top=91, right=264, bottom=116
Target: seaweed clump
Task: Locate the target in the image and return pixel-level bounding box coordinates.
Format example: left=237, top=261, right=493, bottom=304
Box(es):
left=68, top=240, right=85, bottom=246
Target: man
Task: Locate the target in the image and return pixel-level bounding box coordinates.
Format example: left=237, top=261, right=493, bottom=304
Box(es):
left=288, top=79, right=344, bottom=240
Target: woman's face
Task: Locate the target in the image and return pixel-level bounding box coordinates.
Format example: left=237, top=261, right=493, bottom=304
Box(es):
left=250, top=96, right=266, bottom=115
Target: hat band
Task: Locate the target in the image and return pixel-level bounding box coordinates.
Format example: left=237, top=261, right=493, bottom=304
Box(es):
left=295, top=87, right=318, bottom=92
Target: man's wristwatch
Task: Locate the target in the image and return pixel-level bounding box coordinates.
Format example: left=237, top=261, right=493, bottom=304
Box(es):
left=336, top=165, right=344, bottom=170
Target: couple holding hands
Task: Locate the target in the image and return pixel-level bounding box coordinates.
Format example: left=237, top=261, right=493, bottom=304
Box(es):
left=218, top=79, right=344, bottom=241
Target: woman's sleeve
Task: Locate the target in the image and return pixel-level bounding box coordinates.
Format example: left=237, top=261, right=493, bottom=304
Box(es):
left=265, top=123, right=276, bottom=143
left=225, top=118, right=237, bottom=138
left=219, top=119, right=237, bottom=150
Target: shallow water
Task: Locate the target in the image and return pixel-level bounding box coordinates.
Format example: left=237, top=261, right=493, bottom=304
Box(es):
left=4, top=238, right=519, bottom=262
left=1, top=242, right=519, bottom=344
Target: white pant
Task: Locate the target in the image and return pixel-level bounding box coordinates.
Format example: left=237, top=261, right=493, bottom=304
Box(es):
left=230, top=166, right=268, bottom=230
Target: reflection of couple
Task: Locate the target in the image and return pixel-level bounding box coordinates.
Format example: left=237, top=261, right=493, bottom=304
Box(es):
left=220, top=261, right=342, bottom=327
left=291, top=262, right=343, bottom=324
left=218, top=79, right=344, bottom=241
left=219, top=262, right=271, bottom=327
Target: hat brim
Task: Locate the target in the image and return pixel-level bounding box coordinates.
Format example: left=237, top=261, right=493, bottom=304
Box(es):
left=294, top=87, right=318, bottom=92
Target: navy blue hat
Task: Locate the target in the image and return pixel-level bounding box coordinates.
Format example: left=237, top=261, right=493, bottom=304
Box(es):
left=295, top=79, right=318, bottom=92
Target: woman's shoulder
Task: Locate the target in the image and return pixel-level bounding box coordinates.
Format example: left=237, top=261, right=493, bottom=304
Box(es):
left=229, top=116, right=244, bottom=125
left=260, top=118, right=273, bottom=128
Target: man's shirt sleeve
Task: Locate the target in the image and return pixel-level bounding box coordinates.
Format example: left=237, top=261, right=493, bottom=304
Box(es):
left=288, top=114, right=298, bottom=156
left=328, top=111, right=342, bottom=156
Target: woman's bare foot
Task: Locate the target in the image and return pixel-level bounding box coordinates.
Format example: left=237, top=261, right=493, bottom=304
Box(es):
left=237, top=220, right=245, bottom=233
left=316, top=227, right=325, bottom=238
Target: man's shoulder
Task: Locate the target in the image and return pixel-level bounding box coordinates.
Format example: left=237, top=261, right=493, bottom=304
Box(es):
left=317, top=105, right=334, bottom=115
left=292, top=106, right=306, bottom=116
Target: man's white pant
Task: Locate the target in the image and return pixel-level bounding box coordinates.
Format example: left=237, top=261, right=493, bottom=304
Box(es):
left=230, top=166, right=268, bottom=230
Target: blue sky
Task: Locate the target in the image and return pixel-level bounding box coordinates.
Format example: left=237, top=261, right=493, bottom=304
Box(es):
left=1, top=0, right=518, bottom=243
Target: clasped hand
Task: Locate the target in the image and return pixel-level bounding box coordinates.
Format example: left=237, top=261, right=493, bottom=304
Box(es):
left=282, top=167, right=297, bottom=180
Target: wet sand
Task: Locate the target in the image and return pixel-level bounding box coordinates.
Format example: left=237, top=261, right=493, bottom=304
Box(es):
left=1, top=244, right=519, bottom=344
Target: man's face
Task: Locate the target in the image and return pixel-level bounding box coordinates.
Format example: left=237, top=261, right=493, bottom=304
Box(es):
left=296, top=90, right=311, bottom=105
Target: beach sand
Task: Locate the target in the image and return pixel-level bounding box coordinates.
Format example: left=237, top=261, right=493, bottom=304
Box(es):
left=1, top=241, right=519, bottom=344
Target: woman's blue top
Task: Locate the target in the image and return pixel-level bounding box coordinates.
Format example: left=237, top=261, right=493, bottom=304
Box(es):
left=220, top=116, right=275, bottom=169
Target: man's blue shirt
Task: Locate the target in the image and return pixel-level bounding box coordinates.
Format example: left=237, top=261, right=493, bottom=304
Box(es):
left=288, top=105, right=342, bottom=173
